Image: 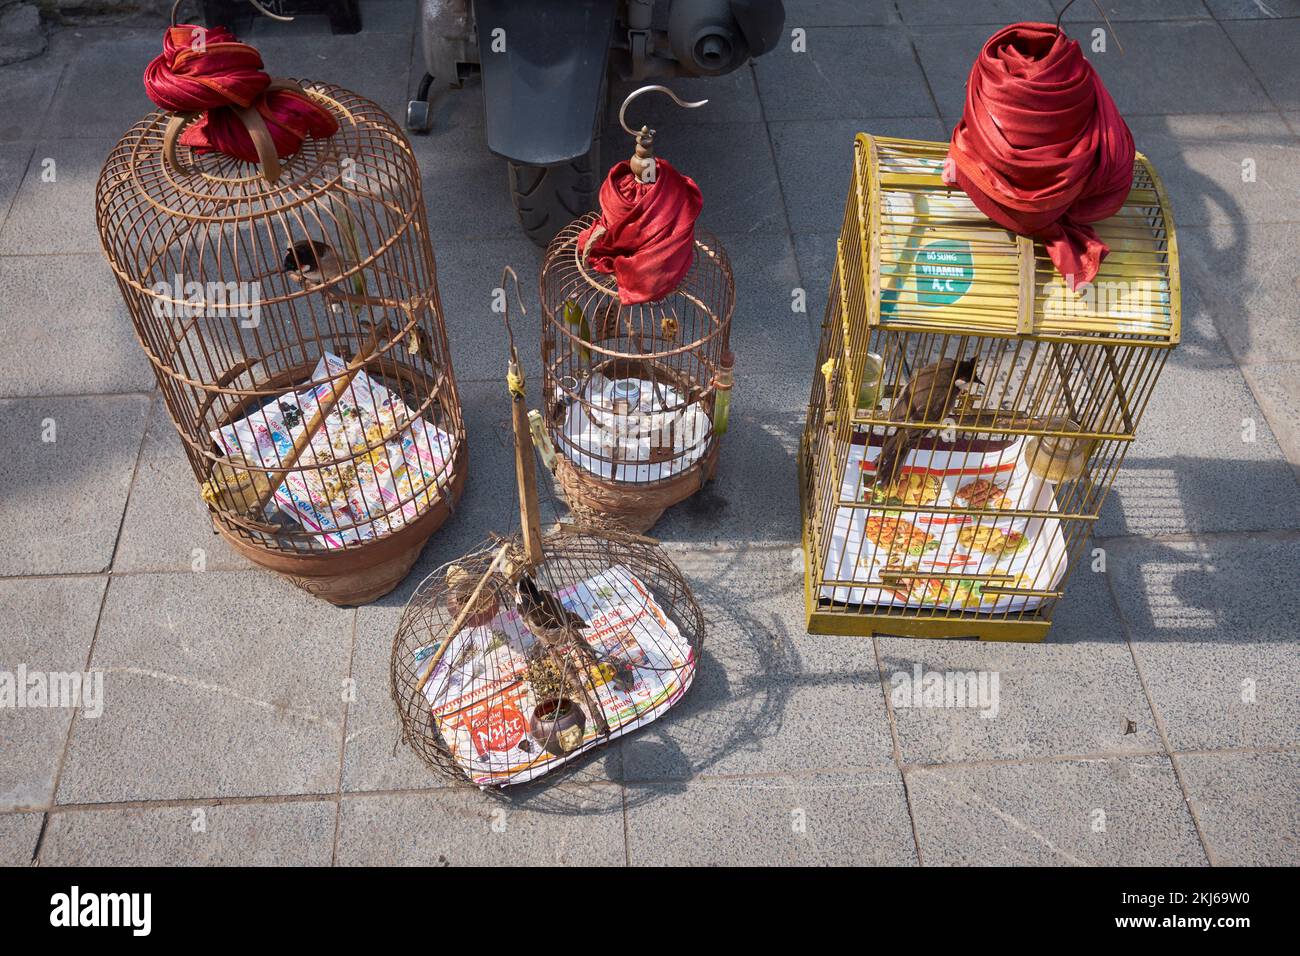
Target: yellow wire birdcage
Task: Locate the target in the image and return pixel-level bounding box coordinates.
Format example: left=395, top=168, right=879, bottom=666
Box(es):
left=800, top=134, right=1179, bottom=642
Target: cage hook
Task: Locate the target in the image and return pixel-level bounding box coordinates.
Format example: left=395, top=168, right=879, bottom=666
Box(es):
left=171, top=0, right=294, bottom=26
left=499, top=265, right=526, bottom=366
left=618, top=85, right=708, bottom=184
left=1054, top=0, right=1124, bottom=53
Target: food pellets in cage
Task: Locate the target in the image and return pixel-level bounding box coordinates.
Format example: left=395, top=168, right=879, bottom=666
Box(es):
left=540, top=86, right=735, bottom=533
left=96, top=21, right=466, bottom=604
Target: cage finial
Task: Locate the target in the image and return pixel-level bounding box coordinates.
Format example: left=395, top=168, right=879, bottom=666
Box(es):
left=618, top=85, right=708, bottom=184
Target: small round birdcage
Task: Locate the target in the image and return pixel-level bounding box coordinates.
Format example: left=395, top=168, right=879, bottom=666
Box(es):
left=539, top=87, right=736, bottom=533
left=392, top=273, right=705, bottom=788
left=96, top=27, right=465, bottom=605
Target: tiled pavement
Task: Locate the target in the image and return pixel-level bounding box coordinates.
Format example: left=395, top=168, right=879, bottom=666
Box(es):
left=0, top=0, right=1297, bottom=866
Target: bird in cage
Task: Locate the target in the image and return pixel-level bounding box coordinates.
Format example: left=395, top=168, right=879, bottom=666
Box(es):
left=283, top=239, right=345, bottom=289
left=514, top=574, right=635, bottom=691
left=874, top=357, right=984, bottom=489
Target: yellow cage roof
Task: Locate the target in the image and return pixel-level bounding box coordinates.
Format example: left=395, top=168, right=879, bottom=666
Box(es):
left=844, top=134, right=1180, bottom=345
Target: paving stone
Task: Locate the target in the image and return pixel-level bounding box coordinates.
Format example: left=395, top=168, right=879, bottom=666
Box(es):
left=770, top=117, right=948, bottom=234
left=909, top=24, right=1000, bottom=126
left=1053, top=0, right=1213, bottom=20
left=623, top=546, right=896, bottom=781
left=0, top=48, right=63, bottom=142
left=875, top=562, right=1162, bottom=764
left=1241, top=362, right=1300, bottom=479
left=0, top=811, right=40, bottom=865
left=1179, top=223, right=1300, bottom=367
left=334, top=785, right=626, bottom=865
left=717, top=230, right=817, bottom=372
left=414, top=123, right=529, bottom=242
left=57, top=570, right=353, bottom=803
left=908, top=756, right=1207, bottom=865
left=753, top=27, right=937, bottom=123
left=901, top=0, right=1058, bottom=24
left=1066, top=20, right=1271, bottom=115
left=1204, top=0, right=1300, bottom=16
left=0, top=576, right=106, bottom=811
left=1107, top=534, right=1300, bottom=751
left=1176, top=749, right=1300, bottom=865
left=38, top=801, right=336, bottom=866
left=1096, top=360, right=1300, bottom=537
left=0, top=255, right=154, bottom=398
left=0, top=143, right=33, bottom=235
left=0, top=394, right=150, bottom=575
left=1126, top=113, right=1300, bottom=228
left=111, top=403, right=246, bottom=574
left=792, top=231, right=839, bottom=337
left=625, top=770, right=917, bottom=865
left=40, top=28, right=155, bottom=141
left=252, top=30, right=414, bottom=119
left=0, top=137, right=117, bottom=256
left=782, top=0, right=901, bottom=26
left=1221, top=18, right=1300, bottom=109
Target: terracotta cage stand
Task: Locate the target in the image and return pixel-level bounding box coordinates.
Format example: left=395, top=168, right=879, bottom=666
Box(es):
left=96, top=78, right=466, bottom=604
left=539, top=87, right=736, bottom=533
left=391, top=279, right=705, bottom=788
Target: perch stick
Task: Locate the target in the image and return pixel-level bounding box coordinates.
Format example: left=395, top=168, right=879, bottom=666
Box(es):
left=415, top=543, right=512, bottom=694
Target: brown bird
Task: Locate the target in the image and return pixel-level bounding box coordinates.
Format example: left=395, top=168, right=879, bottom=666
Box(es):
left=874, top=358, right=983, bottom=489
left=283, top=239, right=344, bottom=288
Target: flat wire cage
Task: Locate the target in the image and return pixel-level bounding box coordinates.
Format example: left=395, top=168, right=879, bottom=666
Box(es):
left=96, top=81, right=464, bottom=555
left=391, top=531, right=705, bottom=787
left=801, top=134, right=1178, bottom=641
left=540, top=214, right=735, bottom=503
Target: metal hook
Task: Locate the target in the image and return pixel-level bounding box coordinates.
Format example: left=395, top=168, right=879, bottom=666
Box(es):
left=1055, top=0, right=1125, bottom=53
left=618, top=85, right=708, bottom=140
left=499, top=265, right=526, bottom=364
left=171, top=0, right=294, bottom=26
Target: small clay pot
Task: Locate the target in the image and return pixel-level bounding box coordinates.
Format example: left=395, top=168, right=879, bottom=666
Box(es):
left=529, top=698, right=587, bottom=757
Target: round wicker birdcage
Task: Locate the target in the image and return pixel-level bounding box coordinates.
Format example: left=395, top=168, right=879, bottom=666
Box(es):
left=96, top=79, right=466, bottom=605
left=540, top=214, right=735, bottom=532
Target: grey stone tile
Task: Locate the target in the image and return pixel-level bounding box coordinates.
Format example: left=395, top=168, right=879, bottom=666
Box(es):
left=0, top=137, right=117, bottom=255
left=415, top=123, right=527, bottom=242
left=876, top=564, right=1163, bottom=764
left=910, top=757, right=1207, bottom=865
left=112, top=403, right=245, bottom=574
left=0, top=812, right=41, bottom=865
left=770, top=117, right=948, bottom=234
left=252, top=30, right=415, bottom=120
left=335, top=785, right=626, bottom=865
left=1127, top=113, right=1300, bottom=228
left=625, top=770, right=917, bottom=865
left=1242, top=362, right=1300, bottom=479
left=1096, top=361, right=1300, bottom=537
left=40, top=29, right=155, bottom=141
left=1053, top=0, right=1213, bottom=20
left=1069, top=20, right=1271, bottom=114
left=0, top=394, right=150, bottom=575
left=1222, top=18, right=1300, bottom=109
left=1205, top=0, right=1300, bottom=15
left=753, top=27, right=937, bottom=122
left=0, top=255, right=154, bottom=398
left=909, top=24, right=995, bottom=126
left=57, top=570, right=353, bottom=803
left=1107, top=535, right=1300, bottom=751
left=793, top=230, right=838, bottom=334
left=597, top=121, right=787, bottom=235
left=0, top=576, right=106, bottom=811
left=39, top=801, right=337, bottom=866
left=622, top=546, right=896, bottom=781
left=1177, top=749, right=1300, bottom=865
left=0, top=143, right=34, bottom=235
left=782, top=1, right=901, bottom=26
left=902, top=0, right=1058, bottom=24
left=0, top=50, right=64, bottom=142
left=1179, top=223, right=1300, bottom=367
left=718, top=229, right=818, bottom=372
left=608, top=70, right=764, bottom=127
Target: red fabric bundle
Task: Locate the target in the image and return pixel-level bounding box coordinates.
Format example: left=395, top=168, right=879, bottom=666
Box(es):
left=577, top=158, right=704, bottom=305
left=144, top=24, right=338, bottom=165
left=944, top=22, right=1135, bottom=289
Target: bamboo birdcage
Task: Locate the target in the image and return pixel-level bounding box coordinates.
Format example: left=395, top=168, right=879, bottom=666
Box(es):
left=801, top=134, right=1179, bottom=642
left=96, top=80, right=466, bottom=605
left=391, top=279, right=704, bottom=788
left=538, top=87, right=736, bottom=533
